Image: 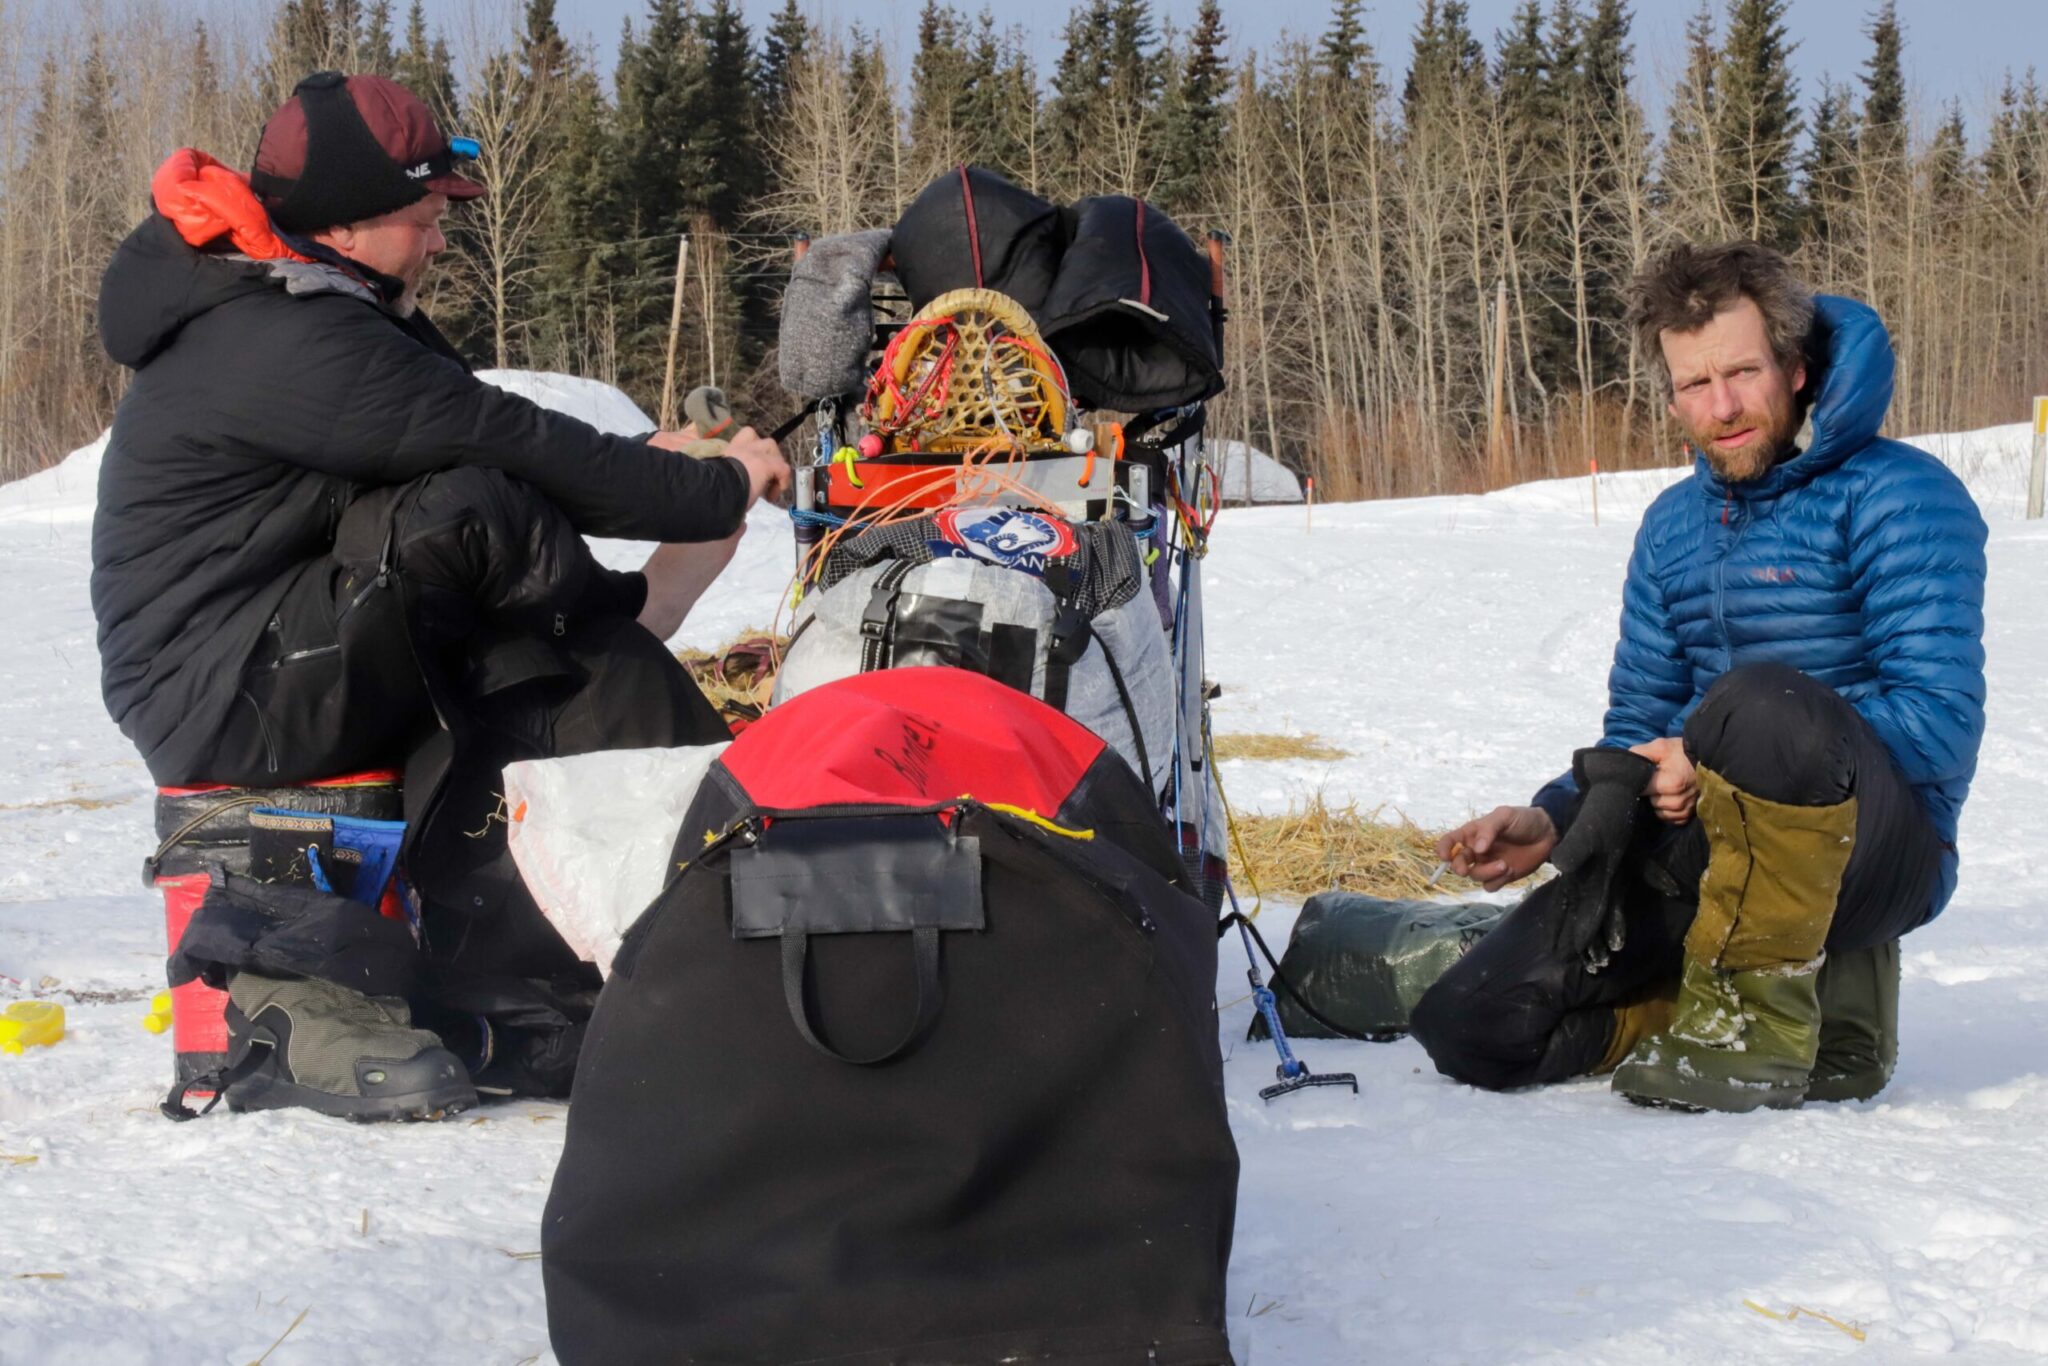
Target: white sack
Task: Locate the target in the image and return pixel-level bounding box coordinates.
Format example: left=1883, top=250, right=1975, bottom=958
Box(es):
left=503, top=742, right=728, bottom=976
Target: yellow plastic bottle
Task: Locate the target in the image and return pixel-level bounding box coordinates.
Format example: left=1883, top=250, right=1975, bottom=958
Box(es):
left=143, top=991, right=174, bottom=1035
left=0, top=1001, right=65, bottom=1054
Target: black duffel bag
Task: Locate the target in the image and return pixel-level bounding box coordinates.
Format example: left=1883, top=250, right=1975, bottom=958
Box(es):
left=542, top=667, right=1239, bottom=1365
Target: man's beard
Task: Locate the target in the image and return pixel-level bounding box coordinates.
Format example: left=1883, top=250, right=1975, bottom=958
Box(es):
left=1682, top=390, right=1802, bottom=484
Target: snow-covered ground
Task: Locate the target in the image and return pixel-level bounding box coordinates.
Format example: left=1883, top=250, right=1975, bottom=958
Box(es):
left=3, top=383, right=2046, bottom=1363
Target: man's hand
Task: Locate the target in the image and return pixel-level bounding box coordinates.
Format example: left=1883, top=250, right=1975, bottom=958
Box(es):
left=725, top=427, right=792, bottom=508
left=1629, top=736, right=1698, bottom=824
left=1437, top=805, right=1558, bottom=893
left=646, top=424, right=703, bottom=451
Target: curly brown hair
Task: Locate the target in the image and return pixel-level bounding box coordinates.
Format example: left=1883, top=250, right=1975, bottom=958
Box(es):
left=1627, top=241, right=1816, bottom=394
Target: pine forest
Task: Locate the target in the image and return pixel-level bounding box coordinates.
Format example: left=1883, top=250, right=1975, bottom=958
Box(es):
left=0, top=0, right=2043, bottom=497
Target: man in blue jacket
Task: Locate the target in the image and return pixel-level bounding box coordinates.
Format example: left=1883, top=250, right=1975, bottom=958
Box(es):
left=1409, top=241, right=1987, bottom=1112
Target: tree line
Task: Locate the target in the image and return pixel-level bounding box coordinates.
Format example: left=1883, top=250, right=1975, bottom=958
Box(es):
left=0, top=0, right=2043, bottom=497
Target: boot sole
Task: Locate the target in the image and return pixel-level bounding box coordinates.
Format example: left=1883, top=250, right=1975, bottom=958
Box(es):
left=227, top=1072, right=478, bottom=1123
left=1614, top=1060, right=1807, bottom=1114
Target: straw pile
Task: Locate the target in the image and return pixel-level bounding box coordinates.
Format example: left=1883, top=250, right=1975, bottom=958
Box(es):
left=676, top=631, right=786, bottom=730
left=1229, top=793, right=1476, bottom=900
left=1212, top=732, right=1349, bottom=762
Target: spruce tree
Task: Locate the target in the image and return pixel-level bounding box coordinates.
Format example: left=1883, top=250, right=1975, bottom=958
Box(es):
left=1497, top=0, right=1569, bottom=382
left=1153, top=0, right=1226, bottom=216
left=960, top=15, right=1041, bottom=186
left=1403, top=0, right=1485, bottom=125
left=1859, top=1, right=1905, bottom=170
left=1574, top=0, right=1645, bottom=383
left=692, top=0, right=762, bottom=233
left=361, top=0, right=397, bottom=77
left=1715, top=0, right=1801, bottom=247
left=1924, top=100, right=1968, bottom=203
left=1660, top=0, right=1719, bottom=224
left=1321, top=0, right=1367, bottom=85
left=395, top=1, right=457, bottom=117
left=910, top=2, right=975, bottom=173
left=757, top=0, right=809, bottom=130
left=1049, top=0, right=1113, bottom=175
left=1800, top=77, right=1858, bottom=247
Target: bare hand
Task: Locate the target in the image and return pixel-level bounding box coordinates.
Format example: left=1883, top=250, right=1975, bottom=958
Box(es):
left=1437, top=805, right=1558, bottom=893
left=725, top=427, right=792, bottom=508
left=646, top=424, right=703, bottom=451
left=1629, top=736, right=1698, bottom=825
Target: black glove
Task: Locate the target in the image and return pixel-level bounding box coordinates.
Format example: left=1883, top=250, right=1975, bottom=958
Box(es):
left=1545, top=746, right=1655, bottom=973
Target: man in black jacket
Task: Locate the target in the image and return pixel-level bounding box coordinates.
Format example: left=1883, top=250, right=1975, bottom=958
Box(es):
left=96, top=73, right=789, bottom=1119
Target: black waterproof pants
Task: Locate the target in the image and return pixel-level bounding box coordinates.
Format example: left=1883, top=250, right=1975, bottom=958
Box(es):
left=194, top=468, right=728, bottom=984
left=1410, top=664, right=1947, bottom=1091
left=197, top=467, right=719, bottom=786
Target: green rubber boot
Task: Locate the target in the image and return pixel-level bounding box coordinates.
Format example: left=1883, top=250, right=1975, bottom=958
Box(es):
left=1612, top=953, right=1821, bottom=1111
left=1613, top=766, right=1856, bottom=1114
left=1807, top=939, right=1900, bottom=1103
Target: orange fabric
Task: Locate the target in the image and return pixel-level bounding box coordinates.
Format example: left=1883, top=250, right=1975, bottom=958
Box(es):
left=150, top=149, right=312, bottom=264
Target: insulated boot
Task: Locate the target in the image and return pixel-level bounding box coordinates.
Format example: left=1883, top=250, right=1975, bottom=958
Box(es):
left=1613, top=767, right=1856, bottom=1113
left=222, top=973, right=476, bottom=1121
left=1807, top=938, right=1900, bottom=1103
left=1593, top=982, right=1678, bottom=1075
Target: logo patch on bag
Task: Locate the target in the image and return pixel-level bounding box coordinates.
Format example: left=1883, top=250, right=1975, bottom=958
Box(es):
left=931, top=509, right=1077, bottom=575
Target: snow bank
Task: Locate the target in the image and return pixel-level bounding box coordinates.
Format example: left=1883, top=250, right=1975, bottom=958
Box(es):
left=1208, top=439, right=1303, bottom=504
left=477, top=369, right=655, bottom=437
left=0, top=431, right=107, bottom=527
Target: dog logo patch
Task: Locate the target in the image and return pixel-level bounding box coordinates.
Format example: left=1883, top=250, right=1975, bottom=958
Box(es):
left=931, top=508, right=1077, bottom=575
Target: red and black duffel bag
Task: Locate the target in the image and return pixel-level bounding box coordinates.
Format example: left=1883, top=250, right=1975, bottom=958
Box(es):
left=542, top=667, right=1238, bottom=1364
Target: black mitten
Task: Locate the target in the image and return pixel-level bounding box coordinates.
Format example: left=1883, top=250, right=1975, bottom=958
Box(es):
left=1545, top=747, right=1656, bottom=972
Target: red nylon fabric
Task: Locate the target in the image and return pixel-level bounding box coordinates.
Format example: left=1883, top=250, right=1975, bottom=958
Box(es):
left=150, top=149, right=313, bottom=263
left=719, top=668, right=1103, bottom=814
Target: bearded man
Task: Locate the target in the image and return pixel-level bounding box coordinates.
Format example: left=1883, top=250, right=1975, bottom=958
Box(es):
left=1408, top=241, right=1987, bottom=1112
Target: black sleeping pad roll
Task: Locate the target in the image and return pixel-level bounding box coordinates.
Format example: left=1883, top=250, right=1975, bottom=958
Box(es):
left=890, top=165, right=1064, bottom=312
left=1040, top=195, right=1223, bottom=412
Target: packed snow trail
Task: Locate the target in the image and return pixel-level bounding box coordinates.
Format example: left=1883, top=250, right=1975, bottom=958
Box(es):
left=2, top=390, right=2044, bottom=1362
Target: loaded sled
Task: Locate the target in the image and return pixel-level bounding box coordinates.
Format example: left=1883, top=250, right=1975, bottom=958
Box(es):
left=772, top=166, right=1235, bottom=904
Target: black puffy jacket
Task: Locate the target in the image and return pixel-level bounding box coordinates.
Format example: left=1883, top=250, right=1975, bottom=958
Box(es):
left=93, top=208, right=746, bottom=783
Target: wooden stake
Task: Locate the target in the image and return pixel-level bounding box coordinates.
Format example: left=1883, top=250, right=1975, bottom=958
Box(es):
left=2028, top=396, right=2047, bottom=520
left=1487, top=278, right=1508, bottom=488
left=658, top=232, right=690, bottom=430
left=1590, top=455, right=1600, bottom=526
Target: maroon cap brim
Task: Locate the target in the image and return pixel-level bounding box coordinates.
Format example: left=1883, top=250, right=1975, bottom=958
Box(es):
left=429, top=172, right=487, bottom=201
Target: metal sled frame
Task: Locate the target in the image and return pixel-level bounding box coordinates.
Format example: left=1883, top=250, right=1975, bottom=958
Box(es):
left=781, top=232, right=1239, bottom=911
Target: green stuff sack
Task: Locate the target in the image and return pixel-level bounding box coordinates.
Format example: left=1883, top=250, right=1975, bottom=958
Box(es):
left=1255, top=894, right=1507, bottom=1041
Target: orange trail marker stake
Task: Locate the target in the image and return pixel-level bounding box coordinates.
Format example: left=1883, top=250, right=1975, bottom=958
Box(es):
left=1305, top=477, right=1314, bottom=533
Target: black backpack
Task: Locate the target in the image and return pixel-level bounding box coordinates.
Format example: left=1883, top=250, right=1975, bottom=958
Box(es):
left=542, top=668, right=1239, bottom=1364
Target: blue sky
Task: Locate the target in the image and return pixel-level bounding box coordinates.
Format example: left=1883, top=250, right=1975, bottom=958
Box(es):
left=487, top=0, right=2040, bottom=129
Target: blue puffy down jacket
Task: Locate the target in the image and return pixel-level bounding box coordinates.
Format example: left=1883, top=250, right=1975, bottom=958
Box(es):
left=1532, top=295, right=1988, bottom=922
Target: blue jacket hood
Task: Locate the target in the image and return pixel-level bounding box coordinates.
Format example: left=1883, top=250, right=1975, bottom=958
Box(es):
left=1694, top=294, right=1894, bottom=503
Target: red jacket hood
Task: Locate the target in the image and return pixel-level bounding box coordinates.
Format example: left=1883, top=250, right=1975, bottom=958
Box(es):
left=150, top=149, right=311, bottom=264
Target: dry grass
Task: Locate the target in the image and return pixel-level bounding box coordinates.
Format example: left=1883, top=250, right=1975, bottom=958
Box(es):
left=677, top=630, right=787, bottom=728
left=1211, top=732, right=1350, bottom=763
left=1230, top=793, right=1474, bottom=900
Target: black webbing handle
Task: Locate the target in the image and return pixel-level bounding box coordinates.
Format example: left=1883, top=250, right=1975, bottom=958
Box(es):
left=780, top=926, right=944, bottom=1066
